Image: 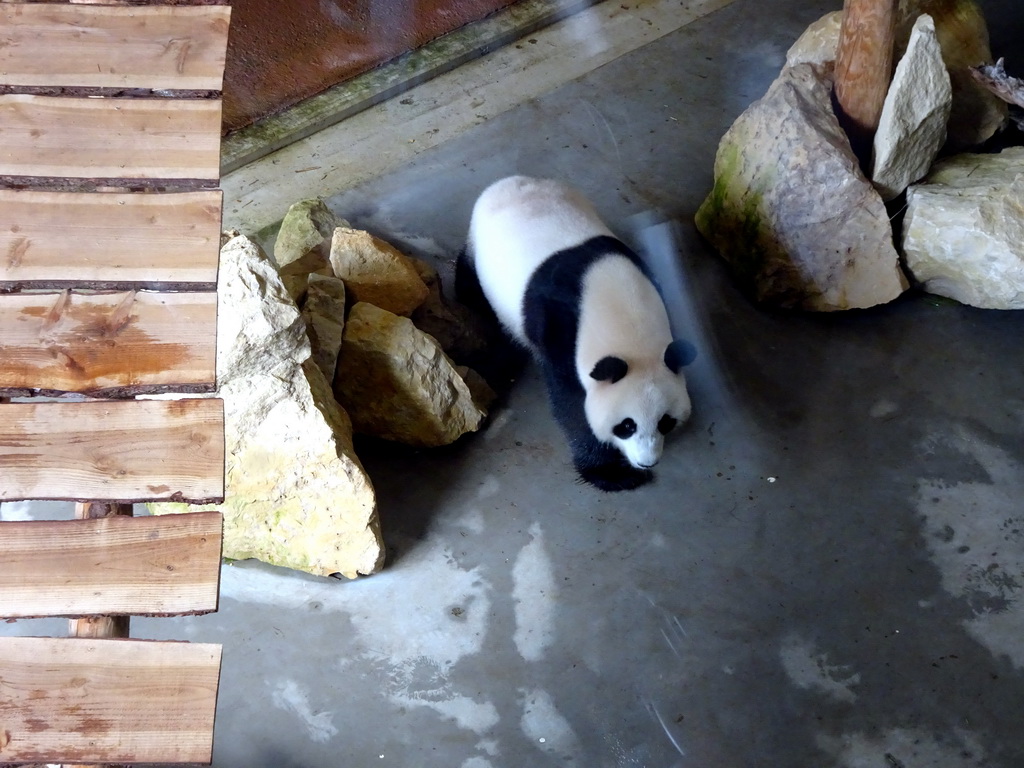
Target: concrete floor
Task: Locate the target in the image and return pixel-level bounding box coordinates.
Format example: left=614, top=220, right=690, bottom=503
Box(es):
left=4, top=0, right=1024, bottom=766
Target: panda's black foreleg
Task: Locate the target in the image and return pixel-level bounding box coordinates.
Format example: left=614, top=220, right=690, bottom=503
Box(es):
left=572, top=443, right=654, bottom=492
left=540, top=363, right=653, bottom=492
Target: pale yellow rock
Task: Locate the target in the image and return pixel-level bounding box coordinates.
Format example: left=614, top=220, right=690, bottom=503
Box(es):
left=274, top=198, right=348, bottom=303
left=903, top=148, right=1024, bottom=309
left=334, top=302, right=486, bottom=446
left=330, top=228, right=429, bottom=316
left=455, top=365, right=498, bottom=413
left=151, top=235, right=383, bottom=579
left=695, top=64, right=907, bottom=311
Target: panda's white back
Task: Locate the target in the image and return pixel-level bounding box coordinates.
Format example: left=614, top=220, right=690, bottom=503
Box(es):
left=467, top=175, right=614, bottom=341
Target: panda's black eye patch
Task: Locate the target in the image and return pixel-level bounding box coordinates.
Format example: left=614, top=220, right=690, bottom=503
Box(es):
left=658, top=415, right=678, bottom=435
left=613, top=418, right=637, bottom=439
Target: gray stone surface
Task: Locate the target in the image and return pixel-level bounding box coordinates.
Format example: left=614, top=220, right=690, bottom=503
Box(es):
left=871, top=14, right=951, bottom=201
left=903, top=147, right=1024, bottom=308
left=695, top=63, right=908, bottom=311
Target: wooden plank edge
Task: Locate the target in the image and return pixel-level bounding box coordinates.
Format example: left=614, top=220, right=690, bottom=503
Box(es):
left=0, top=86, right=221, bottom=99
left=0, top=492, right=225, bottom=504
left=8, top=605, right=221, bottom=620
left=0, top=382, right=217, bottom=400
left=0, top=281, right=218, bottom=294
left=0, top=176, right=221, bottom=191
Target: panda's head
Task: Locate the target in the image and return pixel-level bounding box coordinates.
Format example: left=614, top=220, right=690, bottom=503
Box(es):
left=584, top=340, right=694, bottom=470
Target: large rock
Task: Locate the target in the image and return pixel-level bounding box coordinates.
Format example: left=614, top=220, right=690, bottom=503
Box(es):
left=785, top=11, right=842, bottom=68
left=274, top=198, right=347, bottom=302
left=902, top=148, right=1024, bottom=309
left=152, top=235, right=384, bottom=579
left=329, top=228, right=429, bottom=316
left=695, top=63, right=908, bottom=311
left=409, top=257, right=489, bottom=363
left=871, top=14, right=952, bottom=201
left=334, top=302, right=486, bottom=446
left=301, top=273, right=346, bottom=383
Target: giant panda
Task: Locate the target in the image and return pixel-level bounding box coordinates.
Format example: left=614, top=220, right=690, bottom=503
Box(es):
left=461, top=175, right=694, bottom=491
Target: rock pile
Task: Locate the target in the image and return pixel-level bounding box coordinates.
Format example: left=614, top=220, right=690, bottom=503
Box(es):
left=699, top=2, right=1022, bottom=311
left=151, top=200, right=492, bottom=579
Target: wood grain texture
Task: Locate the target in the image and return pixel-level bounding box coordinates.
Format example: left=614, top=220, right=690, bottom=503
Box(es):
left=0, top=95, right=222, bottom=180
left=0, top=290, right=218, bottom=397
left=0, top=636, right=221, bottom=764
left=0, top=511, right=222, bottom=618
left=68, top=502, right=134, bottom=640
left=0, top=398, right=225, bottom=503
left=833, top=0, right=897, bottom=161
left=0, top=4, right=231, bottom=90
left=0, top=189, right=221, bottom=289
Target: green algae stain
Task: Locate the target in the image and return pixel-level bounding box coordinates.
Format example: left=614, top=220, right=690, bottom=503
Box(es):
left=695, top=141, right=771, bottom=289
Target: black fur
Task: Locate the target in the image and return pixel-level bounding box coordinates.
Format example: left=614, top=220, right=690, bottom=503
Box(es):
left=590, top=356, right=628, bottom=383
left=664, top=339, right=698, bottom=373
left=522, top=236, right=654, bottom=492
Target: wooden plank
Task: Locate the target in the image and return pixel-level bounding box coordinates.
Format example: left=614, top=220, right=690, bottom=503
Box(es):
left=0, top=5, right=231, bottom=91
left=0, top=511, right=222, bottom=619
left=0, top=189, right=221, bottom=290
left=68, top=503, right=135, bottom=642
left=0, top=290, right=218, bottom=397
left=0, top=636, right=221, bottom=765
left=0, top=398, right=225, bottom=503
left=0, top=95, right=221, bottom=180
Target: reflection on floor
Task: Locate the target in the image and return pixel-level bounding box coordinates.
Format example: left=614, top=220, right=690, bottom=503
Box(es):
left=5, top=0, right=1024, bottom=765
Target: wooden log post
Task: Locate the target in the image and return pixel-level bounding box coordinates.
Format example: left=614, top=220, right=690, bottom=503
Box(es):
left=833, top=0, right=899, bottom=168
left=66, top=502, right=131, bottom=768
left=68, top=503, right=133, bottom=639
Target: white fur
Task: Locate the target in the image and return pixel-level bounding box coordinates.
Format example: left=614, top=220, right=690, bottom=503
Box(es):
left=468, top=176, right=613, bottom=342
left=577, top=255, right=687, bottom=468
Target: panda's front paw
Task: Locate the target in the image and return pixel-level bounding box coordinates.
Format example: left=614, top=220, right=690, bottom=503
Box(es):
left=576, top=462, right=653, bottom=492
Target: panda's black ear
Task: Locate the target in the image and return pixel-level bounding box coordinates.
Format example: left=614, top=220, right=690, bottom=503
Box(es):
left=590, top=356, right=628, bottom=383
left=664, top=339, right=697, bottom=373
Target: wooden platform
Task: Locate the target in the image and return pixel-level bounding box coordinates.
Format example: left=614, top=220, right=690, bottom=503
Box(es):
left=0, top=4, right=231, bottom=765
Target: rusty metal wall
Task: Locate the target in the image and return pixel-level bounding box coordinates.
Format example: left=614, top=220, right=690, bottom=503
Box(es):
left=223, top=0, right=517, bottom=133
